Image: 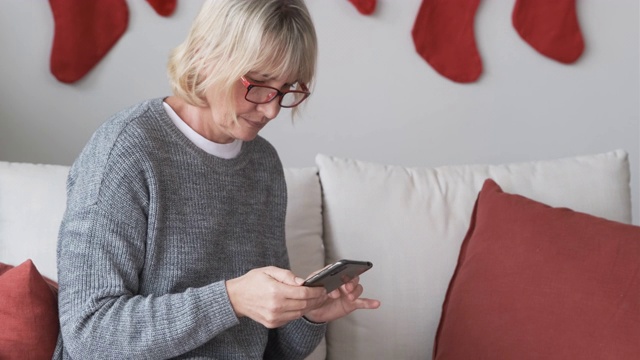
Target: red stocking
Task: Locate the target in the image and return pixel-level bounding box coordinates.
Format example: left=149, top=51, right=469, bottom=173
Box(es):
left=512, top=0, right=584, bottom=64
left=412, top=0, right=483, bottom=83
left=146, top=0, right=177, bottom=17
left=49, top=0, right=129, bottom=83
left=348, top=0, right=376, bottom=16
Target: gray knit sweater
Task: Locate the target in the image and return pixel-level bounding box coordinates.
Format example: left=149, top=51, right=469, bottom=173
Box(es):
left=54, top=98, right=325, bottom=359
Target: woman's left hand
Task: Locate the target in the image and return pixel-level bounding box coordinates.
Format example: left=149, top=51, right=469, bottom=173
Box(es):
left=302, top=276, right=380, bottom=323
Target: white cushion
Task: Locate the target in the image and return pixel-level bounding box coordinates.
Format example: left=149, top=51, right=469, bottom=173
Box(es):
left=284, top=167, right=325, bottom=279
left=0, top=163, right=327, bottom=357
left=0, top=165, right=328, bottom=284
left=283, top=167, right=326, bottom=360
left=315, top=150, right=631, bottom=359
left=0, top=161, right=69, bottom=280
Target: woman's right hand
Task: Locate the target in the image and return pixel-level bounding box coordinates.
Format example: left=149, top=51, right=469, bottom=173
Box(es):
left=225, top=267, right=328, bottom=328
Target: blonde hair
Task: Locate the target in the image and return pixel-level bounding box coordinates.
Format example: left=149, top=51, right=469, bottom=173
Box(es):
left=167, top=0, right=317, bottom=119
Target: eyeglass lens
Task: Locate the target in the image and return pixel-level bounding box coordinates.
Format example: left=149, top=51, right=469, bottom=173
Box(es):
left=246, top=86, right=307, bottom=107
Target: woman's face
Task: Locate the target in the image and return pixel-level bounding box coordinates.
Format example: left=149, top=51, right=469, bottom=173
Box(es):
left=204, top=71, right=297, bottom=144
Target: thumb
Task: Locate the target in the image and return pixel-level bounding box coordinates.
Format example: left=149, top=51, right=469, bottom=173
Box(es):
left=263, top=266, right=303, bottom=286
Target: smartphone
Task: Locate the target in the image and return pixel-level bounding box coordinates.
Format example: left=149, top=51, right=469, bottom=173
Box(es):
left=303, top=259, right=373, bottom=293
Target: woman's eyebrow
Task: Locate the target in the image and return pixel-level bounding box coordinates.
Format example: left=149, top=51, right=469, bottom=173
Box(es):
left=246, top=72, right=273, bottom=80
left=249, top=72, right=298, bottom=86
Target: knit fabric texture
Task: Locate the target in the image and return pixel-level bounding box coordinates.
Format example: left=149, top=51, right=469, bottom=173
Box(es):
left=54, top=98, right=325, bottom=359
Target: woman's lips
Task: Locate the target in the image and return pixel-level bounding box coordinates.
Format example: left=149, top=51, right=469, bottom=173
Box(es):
left=242, top=117, right=266, bottom=129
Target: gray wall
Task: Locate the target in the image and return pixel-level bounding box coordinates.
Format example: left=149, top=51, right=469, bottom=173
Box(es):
left=1, top=0, right=638, bottom=224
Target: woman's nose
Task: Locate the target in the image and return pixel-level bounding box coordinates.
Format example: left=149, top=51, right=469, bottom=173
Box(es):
left=256, top=99, right=281, bottom=120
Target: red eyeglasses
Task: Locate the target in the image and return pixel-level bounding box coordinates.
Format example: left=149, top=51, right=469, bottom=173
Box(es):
left=240, top=76, right=310, bottom=108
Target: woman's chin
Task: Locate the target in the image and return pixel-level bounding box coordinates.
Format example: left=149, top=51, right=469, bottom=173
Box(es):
left=232, top=130, right=260, bottom=142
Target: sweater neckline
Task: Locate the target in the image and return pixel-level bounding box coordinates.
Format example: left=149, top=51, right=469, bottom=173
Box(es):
left=147, top=97, right=256, bottom=171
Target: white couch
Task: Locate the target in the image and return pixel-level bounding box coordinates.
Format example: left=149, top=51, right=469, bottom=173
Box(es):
left=0, top=150, right=633, bottom=359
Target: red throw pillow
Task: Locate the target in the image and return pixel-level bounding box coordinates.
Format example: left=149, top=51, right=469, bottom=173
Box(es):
left=0, top=260, right=59, bottom=359
left=434, top=179, right=640, bottom=359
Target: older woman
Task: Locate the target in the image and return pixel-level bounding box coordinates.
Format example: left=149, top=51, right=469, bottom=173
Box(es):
left=54, top=1, right=379, bottom=359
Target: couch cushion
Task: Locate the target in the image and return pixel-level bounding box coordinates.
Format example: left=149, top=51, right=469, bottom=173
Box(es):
left=0, top=163, right=326, bottom=359
left=315, top=150, right=631, bottom=359
left=0, top=260, right=59, bottom=359
left=284, top=167, right=325, bottom=279
left=433, top=179, right=640, bottom=359
left=0, top=163, right=326, bottom=280
left=283, top=167, right=326, bottom=360
left=0, top=162, right=70, bottom=280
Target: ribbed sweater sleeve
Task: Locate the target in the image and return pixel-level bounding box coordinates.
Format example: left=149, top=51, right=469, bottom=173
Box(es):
left=54, top=98, right=325, bottom=359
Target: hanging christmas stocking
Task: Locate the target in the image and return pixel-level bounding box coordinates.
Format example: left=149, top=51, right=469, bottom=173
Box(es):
left=412, top=0, right=483, bottom=83
left=348, top=0, right=376, bottom=16
left=49, top=0, right=129, bottom=83
left=512, top=0, right=584, bottom=64
left=146, top=0, right=177, bottom=17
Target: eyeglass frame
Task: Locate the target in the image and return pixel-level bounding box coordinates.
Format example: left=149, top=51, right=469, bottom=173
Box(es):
left=240, top=76, right=311, bottom=108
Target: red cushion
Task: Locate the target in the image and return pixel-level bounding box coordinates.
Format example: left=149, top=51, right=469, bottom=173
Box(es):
left=0, top=260, right=59, bottom=359
left=434, top=179, right=640, bottom=359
